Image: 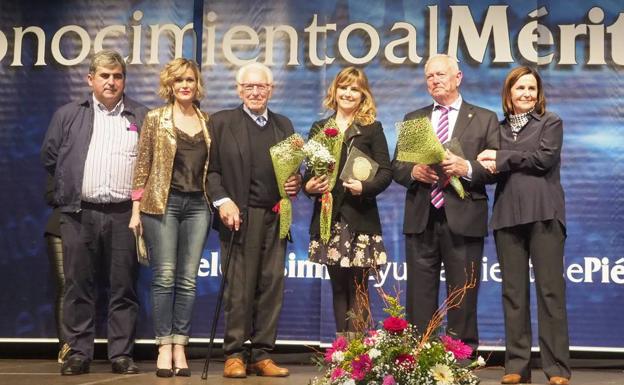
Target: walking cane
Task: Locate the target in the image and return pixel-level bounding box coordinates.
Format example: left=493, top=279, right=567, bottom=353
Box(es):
left=201, top=229, right=236, bottom=380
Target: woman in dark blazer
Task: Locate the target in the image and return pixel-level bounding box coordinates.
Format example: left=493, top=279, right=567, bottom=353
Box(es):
left=477, top=66, right=570, bottom=385
left=304, top=67, right=392, bottom=336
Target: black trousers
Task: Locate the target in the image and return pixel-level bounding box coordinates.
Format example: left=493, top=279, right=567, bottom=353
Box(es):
left=59, top=201, right=138, bottom=361
left=222, top=207, right=286, bottom=363
left=495, top=220, right=571, bottom=381
left=405, top=207, right=483, bottom=350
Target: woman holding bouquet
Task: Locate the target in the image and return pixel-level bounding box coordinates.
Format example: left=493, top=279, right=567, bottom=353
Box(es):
left=477, top=66, right=570, bottom=385
left=304, top=67, right=392, bottom=336
left=129, top=58, right=211, bottom=377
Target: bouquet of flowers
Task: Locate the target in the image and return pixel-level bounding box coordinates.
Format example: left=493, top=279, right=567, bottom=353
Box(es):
left=311, top=296, right=484, bottom=385
left=395, top=117, right=465, bottom=199
left=303, top=118, right=344, bottom=243
left=270, top=133, right=306, bottom=239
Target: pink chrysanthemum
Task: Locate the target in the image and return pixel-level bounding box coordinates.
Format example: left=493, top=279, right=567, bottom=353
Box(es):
left=351, top=354, right=372, bottom=380
left=440, top=335, right=473, bottom=360
left=330, top=367, right=345, bottom=381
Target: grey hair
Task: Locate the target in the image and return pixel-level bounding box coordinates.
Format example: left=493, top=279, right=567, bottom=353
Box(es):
left=89, top=49, right=126, bottom=75
left=424, top=54, right=460, bottom=74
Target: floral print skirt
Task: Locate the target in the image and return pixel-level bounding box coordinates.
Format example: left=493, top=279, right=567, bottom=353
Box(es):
left=308, top=221, right=387, bottom=267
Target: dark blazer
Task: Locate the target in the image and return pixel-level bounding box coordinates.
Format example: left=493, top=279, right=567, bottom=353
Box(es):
left=491, top=111, right=565, bottom=230
left=207, top=104, right=294, bottom=241
left=392, top=101, right=499, bottom=237
left=40, top=95, right=148, bottom=212
left=304, top=118, right=392, bottom=236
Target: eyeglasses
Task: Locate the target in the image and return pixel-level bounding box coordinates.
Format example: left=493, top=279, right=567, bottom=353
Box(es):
left=239, top=83, right=272, bottom=93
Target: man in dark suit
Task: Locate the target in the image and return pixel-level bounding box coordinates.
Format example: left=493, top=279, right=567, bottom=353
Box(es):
left=41, top=50, right=148, bottom=375
left=207, top=62, right=301, bottom=378
left=392, top=54, right=498, bottom=351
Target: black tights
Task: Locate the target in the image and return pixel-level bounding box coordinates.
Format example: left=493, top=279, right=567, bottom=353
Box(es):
left=326, top=266, right=370, bottom=332
left=45, top=234, right=65, bottom=345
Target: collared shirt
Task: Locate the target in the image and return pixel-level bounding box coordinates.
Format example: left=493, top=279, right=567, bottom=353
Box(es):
left=431, top=95, right=463, bottom=140
left=431, top=95, right=473, bottom=180
left=81, top=95, right=138, bottom=203
left=242, top=104, right=268, bottom=124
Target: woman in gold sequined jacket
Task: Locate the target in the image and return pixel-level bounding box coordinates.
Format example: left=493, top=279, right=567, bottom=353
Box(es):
left=128, top=58, right=211, bottom=378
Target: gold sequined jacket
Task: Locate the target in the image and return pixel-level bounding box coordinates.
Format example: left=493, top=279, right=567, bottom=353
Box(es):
left=132, top=104, right=211, bottom=214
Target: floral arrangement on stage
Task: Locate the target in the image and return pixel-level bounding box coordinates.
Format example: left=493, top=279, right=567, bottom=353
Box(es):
left=303, top=118, right=344, bottom=243
left=311, top=291, right=484, bottom=385
left=270, top=133, right=306, bottom=238
left=395, top=117, right=465, bottom=199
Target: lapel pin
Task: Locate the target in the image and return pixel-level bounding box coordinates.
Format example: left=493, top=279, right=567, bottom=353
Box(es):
left=468, top=113, right=473, bottom=118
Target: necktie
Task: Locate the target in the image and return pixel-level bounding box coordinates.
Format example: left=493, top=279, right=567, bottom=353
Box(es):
left=256, top=115, right=267, bottom=127
left=431, top=106, right=449, bottom=209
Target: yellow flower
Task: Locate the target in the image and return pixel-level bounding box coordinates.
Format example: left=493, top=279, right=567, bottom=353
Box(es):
left=430, top=364, right=454, bottom=385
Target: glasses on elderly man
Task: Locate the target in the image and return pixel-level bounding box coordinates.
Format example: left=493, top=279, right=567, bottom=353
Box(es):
left=239, top=83, right=272, bottom=93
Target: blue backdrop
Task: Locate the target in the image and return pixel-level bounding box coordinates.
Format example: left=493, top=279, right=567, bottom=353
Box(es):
left=0, top=0, right=622, bottom=351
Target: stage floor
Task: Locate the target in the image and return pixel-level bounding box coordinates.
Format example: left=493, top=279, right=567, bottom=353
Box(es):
left=0, top=359, right=622, bottom=385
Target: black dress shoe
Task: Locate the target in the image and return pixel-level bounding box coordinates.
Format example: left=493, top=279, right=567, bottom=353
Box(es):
left=174, top=367, right=191, bottom=377
left=111, top=357, right=140, bottom=374
left=61, top=356, right=90, bottom=375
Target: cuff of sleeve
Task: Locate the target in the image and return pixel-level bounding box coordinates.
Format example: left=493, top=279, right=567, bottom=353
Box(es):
left=464, top=160, right=473, bottom=181
left=213, top=197, right=232, bottom=208
left=131, top=188, right=144, bottom=201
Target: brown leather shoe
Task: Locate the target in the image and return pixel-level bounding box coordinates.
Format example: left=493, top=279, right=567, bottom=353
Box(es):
left=223, top=358, right=246, bottom=378
left=501, top=374, right=531, bottom=384
left=247, top=359, right=289, bottom=377
left=549, top=376, right=569, bottom=385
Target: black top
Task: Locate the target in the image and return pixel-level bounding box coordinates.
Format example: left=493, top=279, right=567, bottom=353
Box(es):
left=303, top=118, right=393, bottom=235
left=491, top=111, right=566, bottom=230
left=246, top=114, right=281, bottom=208
left=170, top=127, right=207, bottom=193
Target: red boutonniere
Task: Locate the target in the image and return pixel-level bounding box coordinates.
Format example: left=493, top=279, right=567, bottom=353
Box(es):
left=324, top=127, right=339, bottom=137
left=127, top=123, right=139, bottom=132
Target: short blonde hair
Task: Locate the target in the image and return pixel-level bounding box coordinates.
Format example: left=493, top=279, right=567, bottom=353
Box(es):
left=89, top=49, right=126, bottom=75
left=324, top=67, right=376, bottom=126
left=158, top=58, right=204, bottom=102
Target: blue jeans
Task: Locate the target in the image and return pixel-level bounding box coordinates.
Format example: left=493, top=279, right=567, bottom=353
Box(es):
left=142, top=191, right=211, bottom=345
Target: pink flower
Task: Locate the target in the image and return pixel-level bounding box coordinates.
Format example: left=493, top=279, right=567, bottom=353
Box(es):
left=441, top=335, right=473, bottom=360
left=332, top=335, right=348, bottom=351
left=383, top=374, right=397, bottom=385
left=324, top=127, right=339, bottom=137
left=324, top=335, right=348, bottom=362
left=330, top=367, right=345, bottom=381
left=395, top=353, right=416, bottom=370
left=383, top=316, right=408, bottom=333
left=351, top=354, right=372, bottom=381
left=127, top=122, right=138, bottom=132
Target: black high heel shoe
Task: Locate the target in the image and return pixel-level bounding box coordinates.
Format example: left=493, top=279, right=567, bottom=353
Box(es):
left=156, top=368, right=174, bottom=377
left=174, top=367, right=191, bottom=377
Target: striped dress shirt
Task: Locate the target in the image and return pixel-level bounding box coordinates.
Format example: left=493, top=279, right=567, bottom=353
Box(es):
left=81, top=95, right=139, bottom=203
